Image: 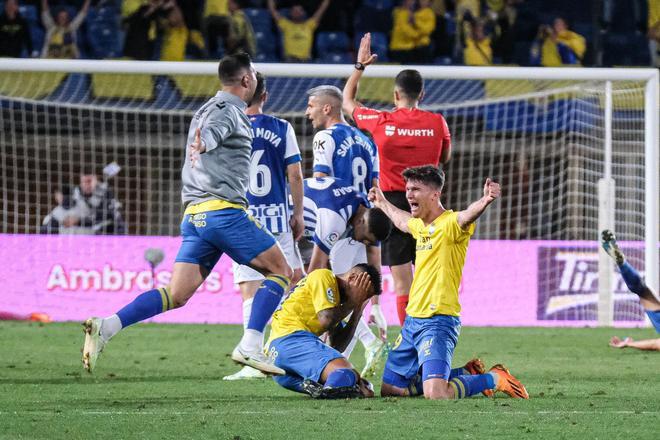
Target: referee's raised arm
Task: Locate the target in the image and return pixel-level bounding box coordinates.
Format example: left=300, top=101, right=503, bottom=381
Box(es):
left=343, top=33, right=378, bottom=117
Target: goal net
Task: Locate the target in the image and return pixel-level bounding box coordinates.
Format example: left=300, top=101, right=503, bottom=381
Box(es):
left=0, top=60, right=657, bottom=327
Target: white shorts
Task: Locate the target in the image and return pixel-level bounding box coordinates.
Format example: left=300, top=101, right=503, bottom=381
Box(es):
left=232, top=232, right=303, bottom=283
left=329, top=238, right=367, bottom=275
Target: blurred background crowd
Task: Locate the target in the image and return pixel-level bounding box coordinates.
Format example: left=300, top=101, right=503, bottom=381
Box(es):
left=0, top=0, right=658, bottom=67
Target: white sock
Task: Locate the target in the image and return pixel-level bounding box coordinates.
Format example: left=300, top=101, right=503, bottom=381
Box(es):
left=242, top=297, right=253, bottom=330
left=356, top=318, right=377, bottom=347
left=100, top=314, right=122, bottom=341
left=342, top=333, right=359, bottom=359
left=239, top=329, right=263, bottom=353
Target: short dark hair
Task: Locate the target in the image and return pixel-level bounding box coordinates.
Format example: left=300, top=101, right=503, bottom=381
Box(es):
left=248, top=72, right=267, bottom=106
left=367, top=207, right=392, bottom=242
left=402, top=165, right=445, bottom=191
left=353, top=263, right=382, bottom=296
left=394, top=69, right=423, bottom=100
left=218, top=52, right=252, bottom=85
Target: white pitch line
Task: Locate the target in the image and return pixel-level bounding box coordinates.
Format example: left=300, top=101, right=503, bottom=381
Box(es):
left=1, top=410, right=657, bottom=416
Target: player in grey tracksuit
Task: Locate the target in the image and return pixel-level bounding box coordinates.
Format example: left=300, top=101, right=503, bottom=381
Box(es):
left=81, top=54, right=292, bottom=376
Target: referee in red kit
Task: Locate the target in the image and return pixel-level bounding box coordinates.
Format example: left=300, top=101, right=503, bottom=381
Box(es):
left=343, top=33, right=452, bottom=325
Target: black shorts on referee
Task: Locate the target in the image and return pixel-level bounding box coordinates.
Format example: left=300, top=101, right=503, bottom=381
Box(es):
left=381, top=191, right=416, bottom=267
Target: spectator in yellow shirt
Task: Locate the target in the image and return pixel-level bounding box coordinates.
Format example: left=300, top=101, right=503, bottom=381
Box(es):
left=226, top=0, right=256, bottom=57
left=463, top=19, right=492, bottom=65
left=268, top=0, right=330, bottom=62
left=531, top=17, right=586, bottom=67
left=390, top=0, right=418, bottom=64
left=159, top=0, right=187, bottom=61
left=41, top=0, right=90, bottom=58
left=414, top=0, right=436, bottom=63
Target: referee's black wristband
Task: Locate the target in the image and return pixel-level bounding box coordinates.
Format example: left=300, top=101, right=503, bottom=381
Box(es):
left=354, top=62, right=366, bottom=71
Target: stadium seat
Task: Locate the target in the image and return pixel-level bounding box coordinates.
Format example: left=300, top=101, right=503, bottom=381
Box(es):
left=49, top=73, right=89, bottom=103
left=255, top=52, right=281, bottom=62
left=317, top=52, right=352, bottom=64
left=361, top=0, right=394, bottom=10
left=86, top=6, right=121, bottom=59
left=18, top=4, right=37, bottom=23
left=354, top=32, right=388, bottom=61
left=255, top=30, right=277, bottom=54
left=244, top=8, right=272, bottom=30
left=316, top=32, right=349, bottom=54
left=28, top=25, right=45, bottom=56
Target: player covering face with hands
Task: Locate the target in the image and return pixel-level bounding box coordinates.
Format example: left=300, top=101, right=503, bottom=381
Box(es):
left=266, top=264, right=382, bottom=399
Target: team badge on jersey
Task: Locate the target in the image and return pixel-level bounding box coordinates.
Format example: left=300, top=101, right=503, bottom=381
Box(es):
left=326, top=287, right=336, bottom=304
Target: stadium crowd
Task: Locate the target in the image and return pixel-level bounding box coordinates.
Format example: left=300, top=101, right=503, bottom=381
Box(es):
left=0, top=0, right=658, bottom=67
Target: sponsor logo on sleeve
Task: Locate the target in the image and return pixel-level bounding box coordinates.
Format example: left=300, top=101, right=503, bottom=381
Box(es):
left=313, top=139, right=326, bottom=152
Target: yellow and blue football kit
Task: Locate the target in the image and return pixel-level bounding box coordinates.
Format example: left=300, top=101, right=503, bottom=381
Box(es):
left=406, top=210, right=474, bottom=318
left=266, top=269, right=346, bottom=392
left=383, top=210, right=482, bottom=393
left=175, top=200, right=276, bottom=272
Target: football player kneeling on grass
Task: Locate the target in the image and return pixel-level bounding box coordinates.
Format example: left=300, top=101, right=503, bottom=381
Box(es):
left=265, top=264, right=381, bottom=398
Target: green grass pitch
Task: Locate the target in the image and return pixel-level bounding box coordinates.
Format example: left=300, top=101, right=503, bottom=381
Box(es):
left=0, top=322, right=658, bottom=439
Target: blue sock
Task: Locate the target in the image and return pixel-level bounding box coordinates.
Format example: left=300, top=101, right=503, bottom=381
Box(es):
left=247, top=275, right=289, bottom=332
left=274, top=374, right=305, bottom=393
left=619, top=261, right=646, bottom=296
left=449, top=373, right=496, bottom=399
left=448, top=367, right=466, bottom=380
left=116, top=287, right=173, bottom=328
left=324, top=368, right=357, bottom=389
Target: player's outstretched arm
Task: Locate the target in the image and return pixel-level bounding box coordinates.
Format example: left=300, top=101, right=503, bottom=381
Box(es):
left=368, top=186, right=411, bottom=233
left=610, top=336, right=660, bottom=351
left=457, top=178, right=500, bottom=230
left=311, top=0, right=331, bottom=24
left=343, top=33, right=378, bottom=117
left=267, top=0, right=282, bottom=22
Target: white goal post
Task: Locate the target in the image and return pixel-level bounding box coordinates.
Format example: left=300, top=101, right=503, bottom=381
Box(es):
left=0, top=59, right=657, bottom=327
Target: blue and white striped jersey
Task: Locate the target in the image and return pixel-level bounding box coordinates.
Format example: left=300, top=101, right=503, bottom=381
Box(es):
left=246, top=113, right=301, bottom=234
left=302, top=177, right=368, bottom=255
left=312, top=123, right=379, bottom=194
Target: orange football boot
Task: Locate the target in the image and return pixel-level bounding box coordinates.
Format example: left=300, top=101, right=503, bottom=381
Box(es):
left=489, top=364, right=529, bottom=399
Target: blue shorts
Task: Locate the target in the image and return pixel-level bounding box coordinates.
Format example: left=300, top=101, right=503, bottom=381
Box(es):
left=175, top=208, right=276, bottom=272
left=267, top=331, right=344, bottom=393
left=382, top=315, right=460, bottom=387
left=646, top=309, right=660, bottom=333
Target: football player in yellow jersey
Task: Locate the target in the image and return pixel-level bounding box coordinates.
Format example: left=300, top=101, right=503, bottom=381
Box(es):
left=369, top=165, right=529, bottom=400
left=266, top=264, right=381, bottom=398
